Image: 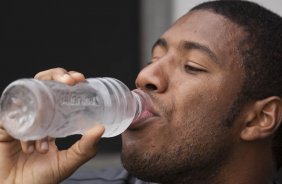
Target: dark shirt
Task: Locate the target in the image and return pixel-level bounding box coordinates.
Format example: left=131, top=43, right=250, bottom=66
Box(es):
left=61, top=166, right=156, bottom=184
left=61, top=166, right=281, bottom=184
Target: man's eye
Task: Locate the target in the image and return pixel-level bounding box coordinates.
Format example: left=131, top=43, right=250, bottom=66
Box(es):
left=184, top=65, right=206, bottom=73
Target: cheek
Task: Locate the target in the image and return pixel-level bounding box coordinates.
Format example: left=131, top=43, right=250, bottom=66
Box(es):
left=170, top=83, right=234, bottom=132
left=169, top=92, right=233, bottom=153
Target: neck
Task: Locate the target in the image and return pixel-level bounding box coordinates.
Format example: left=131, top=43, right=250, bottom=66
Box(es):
left=161, top=140, right=277, bottom=184
left=215, top=140, right=276, bottom=184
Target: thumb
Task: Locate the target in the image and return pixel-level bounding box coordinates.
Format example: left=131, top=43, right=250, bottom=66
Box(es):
left=59, top=124, right=105, bottom=177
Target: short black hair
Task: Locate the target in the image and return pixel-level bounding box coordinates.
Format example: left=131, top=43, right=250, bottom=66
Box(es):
left=191, top=0, right=282, bottom=168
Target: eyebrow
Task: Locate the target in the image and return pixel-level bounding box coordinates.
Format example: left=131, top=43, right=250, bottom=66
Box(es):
left=181, top=41, right=219, bottom=64
left=152, top=38, right=219, bottom=65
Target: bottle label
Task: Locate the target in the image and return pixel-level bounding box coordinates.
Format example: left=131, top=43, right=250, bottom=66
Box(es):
left=59, top=91, right=100, bottom=106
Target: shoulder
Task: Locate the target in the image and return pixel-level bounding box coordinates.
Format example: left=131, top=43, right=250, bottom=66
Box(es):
left=60, top=166, right=154, bottom=184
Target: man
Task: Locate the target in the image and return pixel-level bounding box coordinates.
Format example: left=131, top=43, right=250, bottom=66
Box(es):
left=1, top=0, right=282, bottom=183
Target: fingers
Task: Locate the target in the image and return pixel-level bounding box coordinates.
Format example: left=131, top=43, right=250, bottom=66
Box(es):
left=64, top=124, right=105, bottom=169
left=34, top=68, right=67, bottom=81
left=21, top=137, right=54, bottom=154
left=76, top=124, right=105, bottom=157
left=21, top=141, right=35, bottom=154
left=34, top=68, right=86, bottom=85
left=35, top=137, right=49, bottom=154
left=68, top=71, right=86, bottom=82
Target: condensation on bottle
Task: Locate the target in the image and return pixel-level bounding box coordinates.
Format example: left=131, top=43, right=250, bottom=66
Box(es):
left=0, top=78, right=143, bottom=141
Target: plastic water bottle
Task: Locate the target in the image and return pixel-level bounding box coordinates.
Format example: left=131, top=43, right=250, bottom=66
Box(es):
left=0, top=78, right=144, bottom=141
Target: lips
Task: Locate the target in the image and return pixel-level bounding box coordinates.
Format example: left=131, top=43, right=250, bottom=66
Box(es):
left=125, top=89, right=158, bottom=130
left=128, top=90, right=158, bottom=130
left=132, top=110, right=154, bottom=123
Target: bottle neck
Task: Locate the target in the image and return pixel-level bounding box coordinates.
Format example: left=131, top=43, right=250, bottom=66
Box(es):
left=131, top=91, right=143, bottom=120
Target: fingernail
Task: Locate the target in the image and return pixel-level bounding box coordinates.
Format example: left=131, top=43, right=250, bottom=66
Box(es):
left=41, top=141, right=49, bottom=151
left=28, top=145, right=34, bottom=154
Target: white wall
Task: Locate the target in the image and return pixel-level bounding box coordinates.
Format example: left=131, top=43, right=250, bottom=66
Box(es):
left=140, top=0, right=172, bottom=66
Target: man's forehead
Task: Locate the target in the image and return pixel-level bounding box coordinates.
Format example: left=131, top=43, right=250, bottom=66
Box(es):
left=172, top=10, right=239, bottom=35
left=159, top=9, right=245, bottom=68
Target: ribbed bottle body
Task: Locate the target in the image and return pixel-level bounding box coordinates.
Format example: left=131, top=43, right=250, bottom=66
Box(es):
left=0, top=78, right=141, bottom=141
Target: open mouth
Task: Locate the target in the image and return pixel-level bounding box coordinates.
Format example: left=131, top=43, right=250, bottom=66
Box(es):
left=128, top=90, right=159, bottom=130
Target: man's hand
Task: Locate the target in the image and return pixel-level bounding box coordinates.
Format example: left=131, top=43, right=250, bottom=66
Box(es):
left=0, top=68, right=105, bottom=184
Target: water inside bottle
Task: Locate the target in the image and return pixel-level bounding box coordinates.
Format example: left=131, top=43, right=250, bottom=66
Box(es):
left=0, top=85, right=37, bottom=134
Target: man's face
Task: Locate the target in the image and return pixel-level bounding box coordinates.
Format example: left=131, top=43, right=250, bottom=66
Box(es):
left=121, top=10, right=245, bottom=183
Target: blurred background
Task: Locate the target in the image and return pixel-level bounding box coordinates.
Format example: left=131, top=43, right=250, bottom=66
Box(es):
left=2, top=0, right=282, bottom=172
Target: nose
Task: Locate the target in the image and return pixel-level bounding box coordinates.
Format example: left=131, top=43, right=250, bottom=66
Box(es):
left=135, top=62, right=168, bottom=93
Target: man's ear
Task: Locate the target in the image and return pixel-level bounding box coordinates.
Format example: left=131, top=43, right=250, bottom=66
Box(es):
left=240, top=96, right=282, bottom=141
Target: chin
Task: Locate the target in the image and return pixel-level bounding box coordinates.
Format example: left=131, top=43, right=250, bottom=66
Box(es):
left=120, top=149, right=160, bottom=183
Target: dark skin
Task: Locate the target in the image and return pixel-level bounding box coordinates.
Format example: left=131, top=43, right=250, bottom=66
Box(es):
left=0, top=10, right=282, bottom=184
left=121, top=10, right=282, bottom=184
